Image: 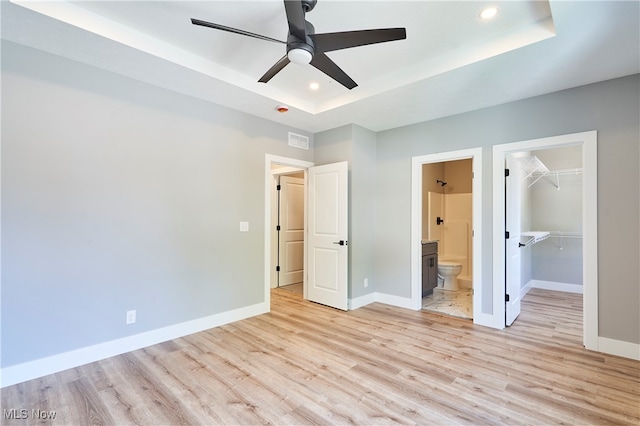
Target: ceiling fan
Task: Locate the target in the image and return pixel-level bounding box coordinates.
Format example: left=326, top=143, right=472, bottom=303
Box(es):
left=191, top=0, right=406, bottom=90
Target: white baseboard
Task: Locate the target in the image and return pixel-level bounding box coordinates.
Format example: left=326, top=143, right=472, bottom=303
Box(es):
left=349, top=292, right=415, bottom=311
left=1, top=302, right=268, bottom=388
left=521, top=281, right=533, bottom=299
left=530, top=280, right=583, bottom=294
left=349, top=292, right=377, bottom=310
left=597, top=337, right=640, bottom=361
left=374, top=292, right=415, bottom=310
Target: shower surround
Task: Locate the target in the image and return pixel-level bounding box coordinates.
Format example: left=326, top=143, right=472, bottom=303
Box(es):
left=427, top=192, right=473, bottom=287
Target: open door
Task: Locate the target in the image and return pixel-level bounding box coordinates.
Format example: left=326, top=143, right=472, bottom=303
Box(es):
left=307, top=161, right=348, bottom=310
left=505, top=155, right=522, bottom=325
left=277, top=175, right=305, bottom=286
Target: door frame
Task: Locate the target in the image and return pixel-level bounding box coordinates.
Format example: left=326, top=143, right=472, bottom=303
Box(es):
left=265, top=155, right=314, bottom=309
left=411, top=147, right=484, bottom=324
left=492, top=131, right=598, bottom=349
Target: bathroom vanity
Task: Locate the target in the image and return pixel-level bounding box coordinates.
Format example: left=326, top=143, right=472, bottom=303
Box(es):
left=421, top=241, right=438, bottom=296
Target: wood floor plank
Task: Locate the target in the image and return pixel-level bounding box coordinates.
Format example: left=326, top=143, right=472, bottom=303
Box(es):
left=2, top=288, right=639, bottom=425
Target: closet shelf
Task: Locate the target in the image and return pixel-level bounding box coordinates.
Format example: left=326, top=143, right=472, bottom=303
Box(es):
left=519, top=156, right=582, bottom=189
left=519, top=156, right=550, bottom=188
left=519, top=231, right=550, bottom=248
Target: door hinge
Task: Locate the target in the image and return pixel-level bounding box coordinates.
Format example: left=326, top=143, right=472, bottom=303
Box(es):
left=276, top=266, right=280, bottom=272
left=276, top=184, right=281, bottom=191
left=505, top=294, right=510, bottom=302
left=276, top=225, right=281, bottom=231
left=505, top=169, right=510, bottom=177
left=505, top=231, right=510, bottom=239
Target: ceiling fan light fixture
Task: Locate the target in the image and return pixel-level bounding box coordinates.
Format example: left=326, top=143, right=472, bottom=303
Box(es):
left=288, top=48, right=313, bottom=65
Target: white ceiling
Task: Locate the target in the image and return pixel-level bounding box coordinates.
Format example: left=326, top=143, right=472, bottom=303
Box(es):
left=2, top=0, right=638, bottom=133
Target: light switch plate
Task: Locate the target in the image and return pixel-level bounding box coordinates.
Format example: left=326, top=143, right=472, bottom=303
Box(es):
left=240, top=221, right=249, bottom=232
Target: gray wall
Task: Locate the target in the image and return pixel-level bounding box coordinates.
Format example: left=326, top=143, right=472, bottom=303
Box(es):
left=314, top=125, right=377, bottom=300
left=1, top=41, right=313, bottom=367
left=374, top=74, right=639, bottom=344
left=3, top=39, right=639, bottom=372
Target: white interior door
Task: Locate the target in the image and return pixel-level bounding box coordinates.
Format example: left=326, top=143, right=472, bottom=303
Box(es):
left=307, top=161, right=348, bottom=310
left=505, top=155, right=522, bottom=326
left=278, top=176, right=305, bottom=286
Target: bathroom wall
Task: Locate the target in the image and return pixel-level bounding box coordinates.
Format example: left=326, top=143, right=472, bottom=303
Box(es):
left=422, top=163, right=445, bottom=239
left=443, top=160, right=473, bottom=279
left=423, top=159, right=473, bottom=279
left=422, top=160, right=472, bottom=239
left=442, top=193, right=473, bottom=279
left=444, top=159, right=473, bottom=194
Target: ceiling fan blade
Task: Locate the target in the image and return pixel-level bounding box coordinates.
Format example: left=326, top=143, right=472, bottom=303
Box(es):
left=284, top=0, right=307, bottom=41
left=310, top=52, right=357, bottom=90
left=258, top=55, right=291, bottom=83
left=191, top=18, right=285, bottom=44
left=311, top=28, right=406, bottom=52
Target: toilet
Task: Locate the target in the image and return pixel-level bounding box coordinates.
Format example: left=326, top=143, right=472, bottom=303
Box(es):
left=438, top=261, right=463, bottom=291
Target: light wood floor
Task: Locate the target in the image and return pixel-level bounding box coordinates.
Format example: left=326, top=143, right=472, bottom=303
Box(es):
left=2, top=288, right=639, bottom=425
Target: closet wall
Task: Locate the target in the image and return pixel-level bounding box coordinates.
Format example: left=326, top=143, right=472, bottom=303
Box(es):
left=526, top=146, right=583, bottom=288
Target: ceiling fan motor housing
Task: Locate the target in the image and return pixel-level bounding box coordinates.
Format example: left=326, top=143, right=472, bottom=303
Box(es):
left=287, top=20, right=315, bottom=61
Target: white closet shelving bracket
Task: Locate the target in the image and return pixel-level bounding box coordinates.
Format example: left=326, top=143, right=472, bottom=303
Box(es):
left=519, top=231, right=550, bottom=248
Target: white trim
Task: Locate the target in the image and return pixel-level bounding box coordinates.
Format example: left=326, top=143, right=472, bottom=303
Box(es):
left=411, top=148, right=485, bottom=325
left=530, top=280, right=583, bottom=294
left=375, top=293, right=415, bottom=310
left=264, top=155, right=314, bottom=307
left=1, top=301, right=267, bottom=388
left=596, top=337, right=640, bottom=361
left=349, top=293, right=378, bottom=310
left=492, top=131, right=598, bottom=350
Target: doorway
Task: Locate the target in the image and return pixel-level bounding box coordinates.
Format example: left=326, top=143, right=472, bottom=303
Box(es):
left=264, top=155, right=314, bottom=308
left=264, top=155, right=350, bottom=312
left=411, top=147, right=484, bottom=324
left=421, top=159, right=474, bottom=320
left=272, top=169, right=305, bottom=292
left=504, top=146, right=584, bottom=326
left=492, top=131, right=598, bottom=350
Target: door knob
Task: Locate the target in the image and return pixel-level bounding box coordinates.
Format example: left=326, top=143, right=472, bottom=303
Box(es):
left=437, top=217, right=445, bottom=225
left=333, top=240, right=347, bottom=246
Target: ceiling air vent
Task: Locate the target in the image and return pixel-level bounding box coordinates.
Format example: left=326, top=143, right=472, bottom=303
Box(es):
left=288, top=132, right=309, bottom=150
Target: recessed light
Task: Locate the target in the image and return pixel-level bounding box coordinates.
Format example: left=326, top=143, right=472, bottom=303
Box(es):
left=480, top=6, right=498, bottom=20
left=309, top=82, right=320, bottom=90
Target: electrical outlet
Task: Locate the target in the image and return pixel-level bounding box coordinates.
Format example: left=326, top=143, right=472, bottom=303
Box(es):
left=126, top=310, right=136, bottom=325
left=364, top=278, right=369, bottom=288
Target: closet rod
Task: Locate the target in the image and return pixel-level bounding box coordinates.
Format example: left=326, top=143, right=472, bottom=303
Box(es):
left=549, top=231, right=582, bottom=238
left=549, top=231, right=582, bottom=250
